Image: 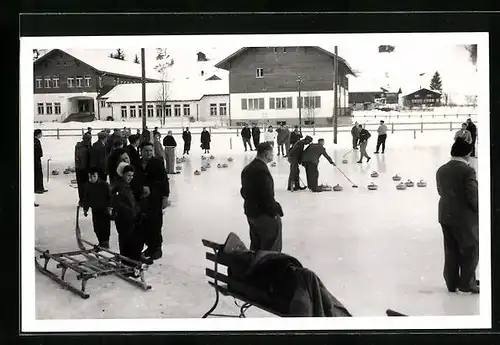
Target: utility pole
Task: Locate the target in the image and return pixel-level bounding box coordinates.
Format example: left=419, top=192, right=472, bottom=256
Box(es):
left=297, top=75, right=302, bottom=132
left=333, top=45, right=338, bottom=144
left=141, top=48, right=147, bottom=131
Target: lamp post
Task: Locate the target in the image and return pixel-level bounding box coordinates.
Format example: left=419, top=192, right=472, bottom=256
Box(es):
left=333, top=45, right=338, bottom=144
left=297, top=75, right=302, bottom=132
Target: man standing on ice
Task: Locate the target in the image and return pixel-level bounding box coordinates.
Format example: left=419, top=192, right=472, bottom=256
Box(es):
left=351, top=122, right=360, bottom=150
left=466, top=118, right=477, bottom=157
left=287, top=135, right=312, bottom=191
left=357, top=124, right=371, bottom=163
left=436, top=137, right=479, bottom=294
left=454, top=123, right=473, bottom=144
left=240, top=142, right=283, bottom=252
left=374, top=120, right=388, bottom=154
left=89, top=131, right=109, bottom=181
left=251, top=123, right=260, bottom=149
left=182, top=127, right=192, bottom=155
left=74, top=133, right=92, bottom=206
left=34, top=129, right=47, bottom=194
left=241, top=124, right=253, bottom=151
left=301, top=138, right=335, bottom=192
left=289, top=125, right=303, bottom=149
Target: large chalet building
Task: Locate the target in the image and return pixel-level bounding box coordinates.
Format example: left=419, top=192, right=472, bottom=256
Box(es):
left=403, top=88, right=442, bottom=108
left=215, top=46, right=355, bottom=127
left=33, top=49, right=161, bottom=122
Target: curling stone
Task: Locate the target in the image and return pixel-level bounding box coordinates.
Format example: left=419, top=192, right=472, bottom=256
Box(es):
left=176, top=166, right=182, bottom=171
left=210, top=155, right=215, bottom=160
left=417, top=180, right=427, bottom=187
left=222, top=163, right=228, bottom=168
left=217, top=163, right=222, bottom=168
left=405, top=179, right=415, bottom=187
left=181, top=156, right=187, bottom=163
left=270, top=162, right=277, bottom=167
left=228, top=157, right=234, bottom=162
left=367, top=182, right=378, bottom=190
left=396, top=182, right=407, bottom=190
left=201, top=166, right=207, bottom=172
left=201, top=156, right=207, bottom=160
left=319, top=184, right=333, bottom=191
left=63, top=169, right=71, bottom=175
left=176, top=158, right=182, bottom=164
left=70, top=179, right=77, bottom=184
left=68, top=166, right=76, bottom=173
left=342, top=159, right=348, bottom=164
left=206, top=163, right=211, bottom=168
left=52, top=169, right=60, bottom=176
left=194, top=170, right=201, bottom=175
left=333, top=184, right=343, bottom=191
left=392, top=174, right=402, bottom=181
left=370, top=171, right=379, bottom=178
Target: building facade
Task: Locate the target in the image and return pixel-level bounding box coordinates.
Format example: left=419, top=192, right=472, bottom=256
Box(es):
left=403, top=88, right=442, bottom=108
left=215, top=46, right=355, bottom=127
left=33, top=49, right=160, bottom=122
left=349, top=90, right=401, bottom=110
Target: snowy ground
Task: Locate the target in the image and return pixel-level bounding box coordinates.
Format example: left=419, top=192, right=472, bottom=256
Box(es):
left=34, top=129, right=480, bottom=319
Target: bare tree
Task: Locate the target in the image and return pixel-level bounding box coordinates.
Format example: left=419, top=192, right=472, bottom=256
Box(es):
left=109, top=49, right=125, bottom=60
left=154, top=48, right=175, bottom=126
left=33, top=49, right=40, bottom=61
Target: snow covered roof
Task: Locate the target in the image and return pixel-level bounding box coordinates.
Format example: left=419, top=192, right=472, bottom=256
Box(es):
left=101, top=78, right=229, bottom=103
left=35, top=49, right=162, bottom=81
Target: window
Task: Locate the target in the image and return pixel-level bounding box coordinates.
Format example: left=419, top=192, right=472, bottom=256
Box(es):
left=183, top=104, right=190, bottom=116
left=255, top=68, right=264, bottom=78
left=165, top=105, right=172, bottom=117
left=174, top=104, right=181, bottom=117
left=219, top=103, right=227, bottom=116
left=297, top=96, right=321, bottom=109
left=36, top=77, right=42, bottom=88
left=121, top=106, right=127, bottom=118
left=129, top=105, right=136, bottom=118
left=270, top=97, right=292, bottom=109
left=156, top=105, right=163, bottom=118
left=46, top=103, right=53, bottom=115
left=52, top=77, right=59, bottom=88
left=210, top=103, right=217, bottom=116
left=138, top=105, right=143, bottom=117
left=37, top=103, right=44, bottom=115
left=246, top=98, right=264, bottom=110
left=44, top=78, right=51, bottom=88
left=76, top=77, right=83, bottom=88
left=241, top=99, right=247, bottom=110
left=99, top=100, right=106, bottom=108
left=147, top=104, right=154, bottom=117
left=54, top=103, right=61, bottom=114
left=84, top=76, right=91, bottom=87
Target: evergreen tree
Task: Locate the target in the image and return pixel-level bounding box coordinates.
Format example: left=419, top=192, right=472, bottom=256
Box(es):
left=110, top=49, right=125, bottom=60
left=430, top=71, right=443, bottom=91
left=133, top=54, right=140, bottom=64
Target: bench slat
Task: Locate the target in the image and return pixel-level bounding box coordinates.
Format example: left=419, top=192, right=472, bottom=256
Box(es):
left=202, top=239, right=223, bottom=250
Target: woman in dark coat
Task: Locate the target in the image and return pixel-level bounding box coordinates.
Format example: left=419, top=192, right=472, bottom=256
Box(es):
left=200, top=127, right=211, bottom=154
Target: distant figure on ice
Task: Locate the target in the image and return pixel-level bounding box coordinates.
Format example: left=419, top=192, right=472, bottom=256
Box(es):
left=74, top=133, right=92, bottom=206
left=201, top=127, right=211, bottom=154
left=276, top=124, right=290, bottom=157
left=240, top=142, right=283, bottom=252
left=241, top=124, right=253, bottom=151
left=283, top=125, right=291, bottom=157
left=125, top=134, right=141, bottom=170
left=141, top=126, right=152, bottom=143
left=351, top=122, right=360, bottom=150
left=466, top=118, right=477, bottom=157
left=289, top=125, right=303, bottom=149
left=263, top=125, right=276, bottom=147
left=34, top=129, right=47, bottom=194
left=436, top=137, right=479, bottom=294
left=357, top=125, right=371, bottom=163
left=162, top=131, right=177, bottom=173
left=85, top=127, right=92, bottom=138
left=182, top=127, right=192, bottom=155
left=301, top=138, right=335, bottom=192
left=89, top=131, right=109, bottom=181
left=251, top=123, right=260, bottom=148
left=374, top=120, right=388, bottom=154
left=454, top=123, right=472, bottom=144
left=153, top=127, right=160, bottom=138
left=287, top=135, right=313, bottom=191
left=153, top=132, right=166, bottom=164
left=106, top=129, right=122, bottom=156
left=82, top=167, right=112, bottom=249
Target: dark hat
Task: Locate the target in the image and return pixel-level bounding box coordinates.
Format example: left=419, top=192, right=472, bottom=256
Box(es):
left=82, top=133, right=92, bottom=141
left=304, top=135, right=313, bottom=142
left=97, top=131, right=108, bottom=140
left=451, top=137, right=472, bottom=157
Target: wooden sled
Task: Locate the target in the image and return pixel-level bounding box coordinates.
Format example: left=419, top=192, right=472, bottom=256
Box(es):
left=34, top=206, right=151, bottom=299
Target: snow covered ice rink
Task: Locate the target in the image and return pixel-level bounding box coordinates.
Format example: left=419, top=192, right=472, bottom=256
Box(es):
left=34, top=128, right=480, bottom=319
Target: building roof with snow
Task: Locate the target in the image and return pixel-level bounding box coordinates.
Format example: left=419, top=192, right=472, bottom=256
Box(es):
left=100, top=78, right=228, bottom=103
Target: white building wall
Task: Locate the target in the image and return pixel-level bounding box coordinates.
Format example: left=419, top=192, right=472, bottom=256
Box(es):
left=108, top=100, right=200, bottom=123
left=34, top=92, right=98, bottom=122
left=229, top=90, right=335, bottom=121
left=199, top=95, right=229, bottom=123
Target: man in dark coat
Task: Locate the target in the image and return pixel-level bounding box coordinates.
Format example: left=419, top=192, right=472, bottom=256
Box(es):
left=436, top=138, right=479, bottom=294
left=289, top=125, right=303, bottom=149
left=162, top=130, right=177, bottom=173
left=141, top=126, right=152, bottom=143
left=74, top=133, right=92, bottom=205
left=201, top=127, right=211, bottom=154
left=351, top=122, right=360, bottom=149
left=466, top=118, right=477, bottom=157
left=125, top=134, right=141, bottom=170
left=357, top=125, right=371, bottom=163
left=132, top=141, right=170, bottom=261
left=89, top=131, right=109, bottom=181
left=301, top=138, right=335, bottom=192
left=241, top=124, right=253, bottom=151
left=106, top=129, right=121, bottom=156
left=287, top=136, right=313, bottom=191
left=251, top=123, right=260, bottom=148
left=182, top=127, right=192, bottom=155
left=34, top=129, right=47, bottom=194
left=240, top=142, right=283, bottom=252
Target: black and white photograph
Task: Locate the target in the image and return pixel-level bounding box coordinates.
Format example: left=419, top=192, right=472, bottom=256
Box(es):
left=20, top=32, right=491, bottom=332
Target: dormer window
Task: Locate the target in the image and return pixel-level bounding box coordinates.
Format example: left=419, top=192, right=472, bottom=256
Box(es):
left=256, top=68, right=264, bottom=78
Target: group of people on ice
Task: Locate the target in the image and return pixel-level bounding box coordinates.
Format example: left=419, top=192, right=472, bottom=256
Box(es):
left=240, top=123, right=304, bottom=156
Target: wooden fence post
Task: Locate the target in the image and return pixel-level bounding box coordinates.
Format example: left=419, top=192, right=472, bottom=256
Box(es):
left=413, top=129, right=416, bottom=139
left=421, top=122, right=423, bottom=133
left=391, top=123, right=394, bottom=134
left=450, top=121, right=452, bottom=131
left=57, top=128, right=60, bottom=140
left=81, top=128, right=84, bottom=137
left=230, top=137, right=233, bottom=150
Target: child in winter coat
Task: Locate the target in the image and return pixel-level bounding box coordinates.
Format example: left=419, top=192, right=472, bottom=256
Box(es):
left=264, top=125, right=277, bottom=147
left=83, top=167, right=112, bottom=248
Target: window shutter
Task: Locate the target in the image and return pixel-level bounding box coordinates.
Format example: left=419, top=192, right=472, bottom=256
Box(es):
left=259, top=98, right=264, bottom=109
left=315, top=96, right=321, bottom=108
left=241, top=98, right=247, bottom=110
left=286, top=97, right=293, bottom=108
left=269, top=98, right=275, bottom=109
left=304, top=97, right=309, bottom=108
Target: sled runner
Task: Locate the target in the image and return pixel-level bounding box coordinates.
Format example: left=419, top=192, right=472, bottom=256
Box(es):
left=34, top=206, right=151, bottom=299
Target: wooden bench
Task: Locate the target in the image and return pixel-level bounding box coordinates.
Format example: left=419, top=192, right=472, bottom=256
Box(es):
left=201, top=239, right=288, bottom=318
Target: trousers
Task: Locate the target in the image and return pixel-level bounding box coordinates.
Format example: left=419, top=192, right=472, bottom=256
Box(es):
left=303, top=162, right=319, bottom=191
left=247, top=214, right=283, bottom=252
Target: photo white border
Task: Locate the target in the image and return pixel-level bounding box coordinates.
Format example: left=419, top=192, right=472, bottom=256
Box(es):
left=21, top=32, right=491, bottom=332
